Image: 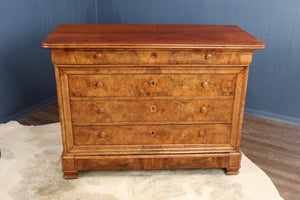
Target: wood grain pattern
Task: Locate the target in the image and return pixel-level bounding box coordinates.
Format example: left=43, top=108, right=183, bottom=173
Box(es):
left=73, top=124, right=232, bottom=145
left=54, top=67, right=68, bottom=152
left=226, top=152, right=242, bottom=175
left=70, top=99, right=234, bottom=125
left=230, top=68, right=247, bottom=149
left=69, top=74, right=236, bottom=97
left=61, top=153, right=77, bottom=179
left=42, top=24, right=264, bottom=179
left=76, top=154, right=229, bottom=171
left=50, top=49, right=254, bottom=65
left=60, top=71, right=74, bottom=152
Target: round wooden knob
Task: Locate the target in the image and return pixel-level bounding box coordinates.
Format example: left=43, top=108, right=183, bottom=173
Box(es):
left=205, top=53, right=212, bottom=60
left=200, top=106, right=207, bottom=113
left=96, top=81, right=103, bottom=87
left=97, top=107, right=105, bottom=114
left=95, top=52, right=103, bottom=59
left=150, top=105, right=157, bottom=112
left=150, top=80, right=157, bottom=87
left=99, top=132, right=106, bottom=138
left=198, top=131, right=205, bottom=137
left=202, top=81, right=209, bottom=88
left=151, top=52, right=158, bottom=59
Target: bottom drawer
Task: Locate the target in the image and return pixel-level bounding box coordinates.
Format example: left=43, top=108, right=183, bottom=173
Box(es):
left=73, top=124, right=231, bottom=145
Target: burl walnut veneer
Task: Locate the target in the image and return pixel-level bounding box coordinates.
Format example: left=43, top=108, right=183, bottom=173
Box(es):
left=42, top=24, right=264, bottom=179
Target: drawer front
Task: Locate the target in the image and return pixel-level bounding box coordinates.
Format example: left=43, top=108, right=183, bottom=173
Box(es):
left=51, top=49, right=253, bottom=65
left=69, top=74, right=236, bottom=97
left=70, top=99, right=233, bottom=124
left=73, top=124, right=232, bottom=145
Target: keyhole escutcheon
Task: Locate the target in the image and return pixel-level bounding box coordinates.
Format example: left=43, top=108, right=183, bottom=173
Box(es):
left=151, top=52, right=158, bottom=59
left=151, top=131, right=156, bottom=137
left=150, top=80, right=157, bottom=87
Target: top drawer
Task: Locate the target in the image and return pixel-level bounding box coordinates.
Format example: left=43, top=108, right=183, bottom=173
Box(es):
left=51, top=49, right=253, bottom=65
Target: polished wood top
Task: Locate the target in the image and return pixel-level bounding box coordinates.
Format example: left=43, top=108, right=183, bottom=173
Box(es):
left=42, top=24, right=265, bottom=49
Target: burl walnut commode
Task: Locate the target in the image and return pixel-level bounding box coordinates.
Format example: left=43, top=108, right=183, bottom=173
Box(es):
left=42, top=24, right=264, bottom=179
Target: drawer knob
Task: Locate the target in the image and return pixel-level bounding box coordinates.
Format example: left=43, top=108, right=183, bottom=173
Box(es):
left=151, top=52, right=158, bottom=59
left=200, top=106, right=207, bottom=113
left=205, top=53, right=212, bottom=60
left=150, top=105, right=157, bottom=112
left=202, top=81, right=209, bottom=88
left=97, top=107, right=105, bottom=114
left=96, top=81, right=104, bottom=87
left=99, top=132, right=106, bottom=138
left=95, top=52, right=103, bottom=59
left=198, top=131, right=205, bottom=137
left=150, top=80, right=157, bottom=87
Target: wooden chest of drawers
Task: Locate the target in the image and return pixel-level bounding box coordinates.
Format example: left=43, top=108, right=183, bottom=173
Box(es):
left=42, top=24, right=264, bottom=179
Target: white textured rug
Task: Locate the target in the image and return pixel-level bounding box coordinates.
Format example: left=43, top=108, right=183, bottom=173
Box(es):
left=0, top=121, right=284, bottom=200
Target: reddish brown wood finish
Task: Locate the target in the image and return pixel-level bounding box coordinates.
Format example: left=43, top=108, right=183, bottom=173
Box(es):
left=42, top=24, right=264, bottom=179
left=76, top=154, right=230, bottom=171
left=41, top=24, right=265, bottom=49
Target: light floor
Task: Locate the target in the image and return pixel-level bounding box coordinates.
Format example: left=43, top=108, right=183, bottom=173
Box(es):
left=19, top=103, right=300, bottom=200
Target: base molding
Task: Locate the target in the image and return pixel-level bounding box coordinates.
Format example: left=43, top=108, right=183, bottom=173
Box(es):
left=61, top=151, right=242, bottom=179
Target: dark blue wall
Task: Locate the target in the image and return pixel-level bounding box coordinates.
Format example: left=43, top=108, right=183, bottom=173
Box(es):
left=0, top=0, right=96, bottom=122
left=1, top=0, right=300, bottom=124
